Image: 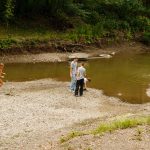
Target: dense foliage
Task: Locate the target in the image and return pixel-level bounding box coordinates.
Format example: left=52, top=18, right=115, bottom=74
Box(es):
left=0, top=0, right=149, bottom=43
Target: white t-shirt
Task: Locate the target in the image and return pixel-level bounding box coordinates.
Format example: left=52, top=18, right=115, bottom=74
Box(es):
left=77, top=66, right=86, bottom=80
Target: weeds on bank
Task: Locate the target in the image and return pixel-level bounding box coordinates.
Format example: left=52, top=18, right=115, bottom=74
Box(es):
left=0, top=23, right=149, bottom=50
left=60, top=116, right=150, bottom=143
left=60, top=131, right=87, bottom=143
left=92, top=117, right=146, bottom=135
left=0, top=38, right=17, bottom=49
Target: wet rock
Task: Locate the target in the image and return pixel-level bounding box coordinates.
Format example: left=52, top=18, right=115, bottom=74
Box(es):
left=111, top=52, right=116, bottom=55
left=99, top=54, right=112, bottom=59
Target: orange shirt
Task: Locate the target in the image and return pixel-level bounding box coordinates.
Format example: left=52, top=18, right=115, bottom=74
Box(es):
left=0, top=63, right=4, bottom=87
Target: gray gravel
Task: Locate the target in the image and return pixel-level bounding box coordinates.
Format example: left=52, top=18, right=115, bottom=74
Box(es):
left=0, top=79, right=149, bottom=150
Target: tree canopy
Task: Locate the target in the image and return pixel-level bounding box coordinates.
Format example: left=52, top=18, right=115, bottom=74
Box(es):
left=0, top=0, right=149, bottom=41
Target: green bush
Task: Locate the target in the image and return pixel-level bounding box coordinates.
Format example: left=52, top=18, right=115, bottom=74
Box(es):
left=141, top=32, right=150, bottom=45
left=0, top=0, right=15, bottom=24
left=0, top=38, right=17, bottom=49
left=0, top=0, right=149, bottom=44
left=119, top=21, right=130, bottom=30
left=129, top=16, right=150, bottom=31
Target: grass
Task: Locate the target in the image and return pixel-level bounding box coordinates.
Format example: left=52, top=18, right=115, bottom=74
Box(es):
left=0, top=24, right=149, bottom=51
left=0, top=25, right=68, bottom=40
left=0, top=25, right=74, bottom=50
left=60, top=116, right=150, bottom=143
left=92, top=117, right=147, bottom=135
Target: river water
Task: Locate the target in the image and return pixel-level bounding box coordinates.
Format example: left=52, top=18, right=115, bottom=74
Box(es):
left=4, top=53, right=150, bottom=104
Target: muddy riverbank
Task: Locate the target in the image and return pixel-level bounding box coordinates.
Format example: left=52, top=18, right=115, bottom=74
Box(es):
left=0, top=42, right=149, bottom=64
left=0, top=79, right=150, bottom=149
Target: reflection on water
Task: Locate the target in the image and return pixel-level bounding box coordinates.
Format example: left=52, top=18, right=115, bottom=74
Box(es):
left=4, top=53, right=150, bottom=104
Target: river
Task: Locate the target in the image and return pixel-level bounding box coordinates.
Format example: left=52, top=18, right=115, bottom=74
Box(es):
left=4, top=53, right=150, bottom=104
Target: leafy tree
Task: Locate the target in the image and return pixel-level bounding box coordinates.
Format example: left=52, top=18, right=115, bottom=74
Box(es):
left=0, top=0, right=15, bottom=25
left=0, top=0, right=149, bottom=33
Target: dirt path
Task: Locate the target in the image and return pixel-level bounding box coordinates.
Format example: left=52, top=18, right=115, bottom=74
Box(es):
left=0, top=79, right=149, bottom=150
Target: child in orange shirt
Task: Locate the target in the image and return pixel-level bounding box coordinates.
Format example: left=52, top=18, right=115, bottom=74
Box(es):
left=0, top=63, right=5, bottom=87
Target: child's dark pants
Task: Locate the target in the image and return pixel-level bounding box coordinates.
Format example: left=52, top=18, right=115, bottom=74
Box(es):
left=75, top=78, right=84, bottom=96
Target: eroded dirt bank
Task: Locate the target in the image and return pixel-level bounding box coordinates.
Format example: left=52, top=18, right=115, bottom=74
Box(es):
left=0, top=79, right=150, bottom=150
left=0, top=42, right=149, bottom=64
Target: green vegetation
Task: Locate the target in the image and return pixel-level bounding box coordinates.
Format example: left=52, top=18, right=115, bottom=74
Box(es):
left=60, top=116, right=150, bottom=143
left=60, top=131, right=86, bottom=143
left=0, top=0, right=149, bottom=51
left=141, top=32, right=150, bottom=45
left=0, top=38, right=16, bottom=49
left=92, top=117, right=149, bottom=134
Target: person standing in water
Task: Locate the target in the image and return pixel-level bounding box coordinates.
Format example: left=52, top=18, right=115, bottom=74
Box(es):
left=70, top=58, right=78, bottom=92
left=75, top=63, right=86, bottom=96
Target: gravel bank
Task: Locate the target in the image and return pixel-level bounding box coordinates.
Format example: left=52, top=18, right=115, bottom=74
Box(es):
left=0, top=79, right=149, bottom=150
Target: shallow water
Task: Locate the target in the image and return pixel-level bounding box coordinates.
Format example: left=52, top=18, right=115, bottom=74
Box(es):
left=4, top=53, right=150, bottom=104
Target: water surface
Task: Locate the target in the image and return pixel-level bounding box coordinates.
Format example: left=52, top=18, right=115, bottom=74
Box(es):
left=4, top=53, right=150, bottom=104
